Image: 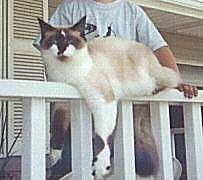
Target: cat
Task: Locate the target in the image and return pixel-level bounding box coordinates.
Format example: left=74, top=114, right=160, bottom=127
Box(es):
left=38, top=16, right=181, bottom=179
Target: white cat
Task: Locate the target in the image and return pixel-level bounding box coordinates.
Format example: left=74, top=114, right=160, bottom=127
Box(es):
left=38, top=16, right=181, bottom=179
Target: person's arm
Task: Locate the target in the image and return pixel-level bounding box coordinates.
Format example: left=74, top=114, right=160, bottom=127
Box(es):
left=154, top=46, right=178, bottom=72
left=154, top=46, right=198, bottom=98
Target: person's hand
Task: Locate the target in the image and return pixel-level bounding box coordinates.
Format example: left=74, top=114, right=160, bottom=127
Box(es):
left=177, top=83, right=198, bottom=98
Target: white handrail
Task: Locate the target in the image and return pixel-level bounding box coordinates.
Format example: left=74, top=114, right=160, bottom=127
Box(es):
left=0, top=79, right=202, bottom=102
left=0, top=79, right=202, bottom=180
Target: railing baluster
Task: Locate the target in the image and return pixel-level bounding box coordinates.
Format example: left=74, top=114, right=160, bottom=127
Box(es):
left=183, top=103, right=203, bottom=179
left=150, top=102, right=173, bottom=179
left=114, top=101, right=136, bottom=180
left=70, top=100, right=93, bottom=180
left=22, top=98, right=46, bottom=180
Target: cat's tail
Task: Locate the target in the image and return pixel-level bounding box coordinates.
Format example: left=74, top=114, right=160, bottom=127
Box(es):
left=150, top=63, right=182, bottom=90
left=133, top=104, right=159, bottom=176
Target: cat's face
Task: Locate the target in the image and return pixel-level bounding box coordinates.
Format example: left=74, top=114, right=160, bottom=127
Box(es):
left=38, top=16, right=87, bottom=60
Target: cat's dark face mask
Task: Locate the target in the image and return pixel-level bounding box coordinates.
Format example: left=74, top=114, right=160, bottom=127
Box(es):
left=54, top=30, right=74, bottom=56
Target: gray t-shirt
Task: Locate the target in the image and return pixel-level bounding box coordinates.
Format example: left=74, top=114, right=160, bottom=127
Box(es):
left=35, top=0, right=167, bottom=51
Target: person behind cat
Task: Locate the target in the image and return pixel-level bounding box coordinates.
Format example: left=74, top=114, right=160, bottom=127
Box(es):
left=34, top=0, right=198, bottom=179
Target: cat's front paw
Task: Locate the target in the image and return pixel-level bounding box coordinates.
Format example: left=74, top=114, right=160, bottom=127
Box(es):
left=92, top=149, right=111, bottom=179
left=92, top=160, right=111, bottom=180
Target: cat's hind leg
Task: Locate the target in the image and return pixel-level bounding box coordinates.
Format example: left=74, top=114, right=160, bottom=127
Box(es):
left=90, top=100, right=118, bottom=179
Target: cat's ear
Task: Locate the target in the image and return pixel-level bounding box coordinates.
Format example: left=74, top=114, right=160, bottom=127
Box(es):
left=71, top=16, right=86, bottom=36
left=38, top=18, right=55, bottom=39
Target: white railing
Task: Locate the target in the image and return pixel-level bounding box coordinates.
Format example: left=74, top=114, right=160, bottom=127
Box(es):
left=0, top=79, right=202, bottom=180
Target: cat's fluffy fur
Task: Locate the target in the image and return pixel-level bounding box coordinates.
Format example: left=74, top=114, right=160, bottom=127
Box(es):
left=38, top=17, right=181, bottom=179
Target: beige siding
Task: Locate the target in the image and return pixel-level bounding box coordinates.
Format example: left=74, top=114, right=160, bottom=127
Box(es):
left=163, top=32, right=203, bottom=67
left=179, top=65, right=203, bottom=87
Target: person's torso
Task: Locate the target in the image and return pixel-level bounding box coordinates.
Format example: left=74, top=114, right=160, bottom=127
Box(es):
left=63, top=0, right=139, bottom=41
